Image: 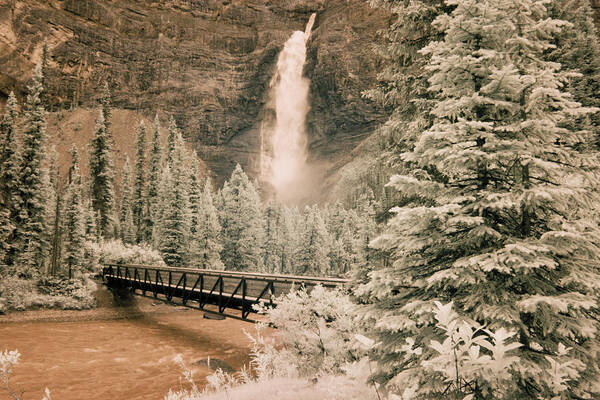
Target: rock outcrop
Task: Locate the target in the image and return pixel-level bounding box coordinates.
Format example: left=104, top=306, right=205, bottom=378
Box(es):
left=0, top=0, right=389, bottom=189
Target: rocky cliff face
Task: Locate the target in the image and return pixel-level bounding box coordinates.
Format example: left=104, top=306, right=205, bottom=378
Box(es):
left=0, top=0, right=389, bottom=189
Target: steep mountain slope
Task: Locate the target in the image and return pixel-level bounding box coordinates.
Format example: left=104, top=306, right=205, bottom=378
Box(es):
left=0, top=0, right=389, bottom=189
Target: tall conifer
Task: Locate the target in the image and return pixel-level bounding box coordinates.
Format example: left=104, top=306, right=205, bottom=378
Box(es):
left=89, top=110, right=117, bottom=238
left=63, top=146, right=85, bottom=277
left=18, top=64, right=49, bottom=275
left=359, top=1, right=600, bottom=397
left=133, top=120, right=147, bottom=242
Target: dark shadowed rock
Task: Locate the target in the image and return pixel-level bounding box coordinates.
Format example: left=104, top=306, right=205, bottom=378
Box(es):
left=193, top=357, right=235, bottom=373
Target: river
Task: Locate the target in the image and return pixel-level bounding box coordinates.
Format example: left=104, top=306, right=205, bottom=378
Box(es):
left=0, top=283, right=254, bottom=400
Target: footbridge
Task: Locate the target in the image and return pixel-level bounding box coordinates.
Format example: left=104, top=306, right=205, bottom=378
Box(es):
left=102, top=264, right=349, bottom=321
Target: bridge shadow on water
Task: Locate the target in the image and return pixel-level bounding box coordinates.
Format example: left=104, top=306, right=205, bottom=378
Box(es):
left=103, top=285, right=247, bottom=371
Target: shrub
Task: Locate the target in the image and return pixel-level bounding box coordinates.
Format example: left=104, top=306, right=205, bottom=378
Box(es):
left=1, top=349, right=52, bottom=400
left=252, top=285, right=367, bottom=379
left=0, top=275, right=96, bottom=312
left=84, top=239, right=165, bottom=272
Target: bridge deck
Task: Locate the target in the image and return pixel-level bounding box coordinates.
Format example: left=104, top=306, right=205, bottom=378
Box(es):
left=102, top=264, right=349, bottom=320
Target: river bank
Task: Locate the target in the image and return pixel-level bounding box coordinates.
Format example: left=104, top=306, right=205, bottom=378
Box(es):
left=0, top=282, right=255, bottom=400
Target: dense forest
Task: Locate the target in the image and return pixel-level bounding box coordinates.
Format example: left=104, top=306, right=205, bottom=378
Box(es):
left=2, top=0, right=600, bottom=399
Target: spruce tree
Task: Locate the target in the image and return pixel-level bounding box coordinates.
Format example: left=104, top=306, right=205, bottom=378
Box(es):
left=84, top=198, right=98, bottom=242
left=133, top=120, right=147, bottom=242
left=263, top=200, right=282, bottom=273
left=279, top=205, right=301, bottom=274
left=89, top=110, right=117, bottom=238
left=0, top=92, right=21, bottom=267
left=157, top=132, right=191, bottom=266
left=166, top=116, right=178, bottom=166
left=146, top=114, right=162, bottom=243
left=295, top=205, right=330, bottom=276
left=358, top=1, right=600, bottom=397
left=63, top=146, right=86, bottom=278
left=119, top=156, right=135, bottom=244
left=187, top=155, right=202, bottom=245
left=100, top=82, right=112, bottom=134
left=190, top=178, right=224, bottom=270
left=18, top=64, right=49, bottom=276
left=548, top=0, right=600, bottom=146
left=220, top=164, right=264, bottom=271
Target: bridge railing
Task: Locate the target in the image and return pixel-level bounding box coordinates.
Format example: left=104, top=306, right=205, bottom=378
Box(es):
left=102, top=264, right=349, bottom=319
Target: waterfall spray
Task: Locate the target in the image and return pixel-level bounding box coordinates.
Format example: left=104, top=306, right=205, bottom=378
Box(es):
left=261, top=13, right=316, bottom=203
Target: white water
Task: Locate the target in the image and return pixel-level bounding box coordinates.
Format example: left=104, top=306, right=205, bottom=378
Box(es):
left=261, top=13, right=316, bottom=203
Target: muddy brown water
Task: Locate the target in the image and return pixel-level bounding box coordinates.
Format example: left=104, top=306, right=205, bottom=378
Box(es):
left=0, top=283, right=255, bottom=400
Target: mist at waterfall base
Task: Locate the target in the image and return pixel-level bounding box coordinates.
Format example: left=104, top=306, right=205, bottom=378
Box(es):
left=261, top=14, right=318, bottom=204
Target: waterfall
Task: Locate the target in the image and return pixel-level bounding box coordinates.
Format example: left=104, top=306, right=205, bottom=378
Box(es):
left=260, top=13, right=316, bottom=203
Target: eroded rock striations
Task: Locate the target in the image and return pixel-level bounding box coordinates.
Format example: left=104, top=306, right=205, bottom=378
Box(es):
left=0, top=0, right=389, bottom=189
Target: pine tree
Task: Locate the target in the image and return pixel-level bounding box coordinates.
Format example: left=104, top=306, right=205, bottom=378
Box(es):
left=157, top=132, right=191, bottom=266
left=365, top=0, right=448, bottom=153
left=220, top=164, right=264, bottom=271
left=18, top=64, right=49, bottom=276
left=548, top=0, right=600, bottom=146
left=295, top=205, right=330, bottom=276
left=146, top=113, right=162, bottom=244
left=100, top=81, right=112, bottom=134
left=89, top=110, right=117, bottom=239
left=84, top=198, right=98, bottom=242
left=166, top=116, right=178, bottom=166
left=0, top=92, right=22, bottom=267
left=187, top=155, right=202, bottom=244
left=190, top=178, right=224, bottom=270
left=119, top=156, right=135, bottom=244
left=262, top=200, right=282, bottom=273
left=279, top=205, right=302, bottom=274
left=63, top=145, right=86, bottom=278
left=133, top=120, right=147, bottom=242
left=358, top=1, right=600, bottom=397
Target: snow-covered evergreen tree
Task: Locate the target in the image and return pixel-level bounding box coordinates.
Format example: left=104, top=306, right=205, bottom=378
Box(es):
left=89, top=110, right=117, bottom=239
left=548, top=0, right=600, bottom=146
left=119, top=156, right=135, bottom=244
left=280, top=205, right=302, bottom=274
left=84, top=198, right=98, bottom=242
left=358, top=1, right=600, bottom=397
left=220, top=164, right=264, bottom=271
left=365, top=0, right=447, bottom=155
left=263, top=200, right=283, bottom=273
left=63, top=146, right=86, bottom=278
left=18, top=64, right=49, bottom=276
left=190, top=178, right=224, bottom=270
left=145, top=114, right=162, bottom=244
left=133, top=120, right=147, bottom=243
left=187, top=155, right=202, bottom=246
left=166, top=116, right=178, bottom=166
left=157, top=132, right=191, bottom=266
left=0, top=92, right=21, bottom=267
left=100, top=81, right=112, bottom=134
left=295, top=205, right=330, bottom=276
